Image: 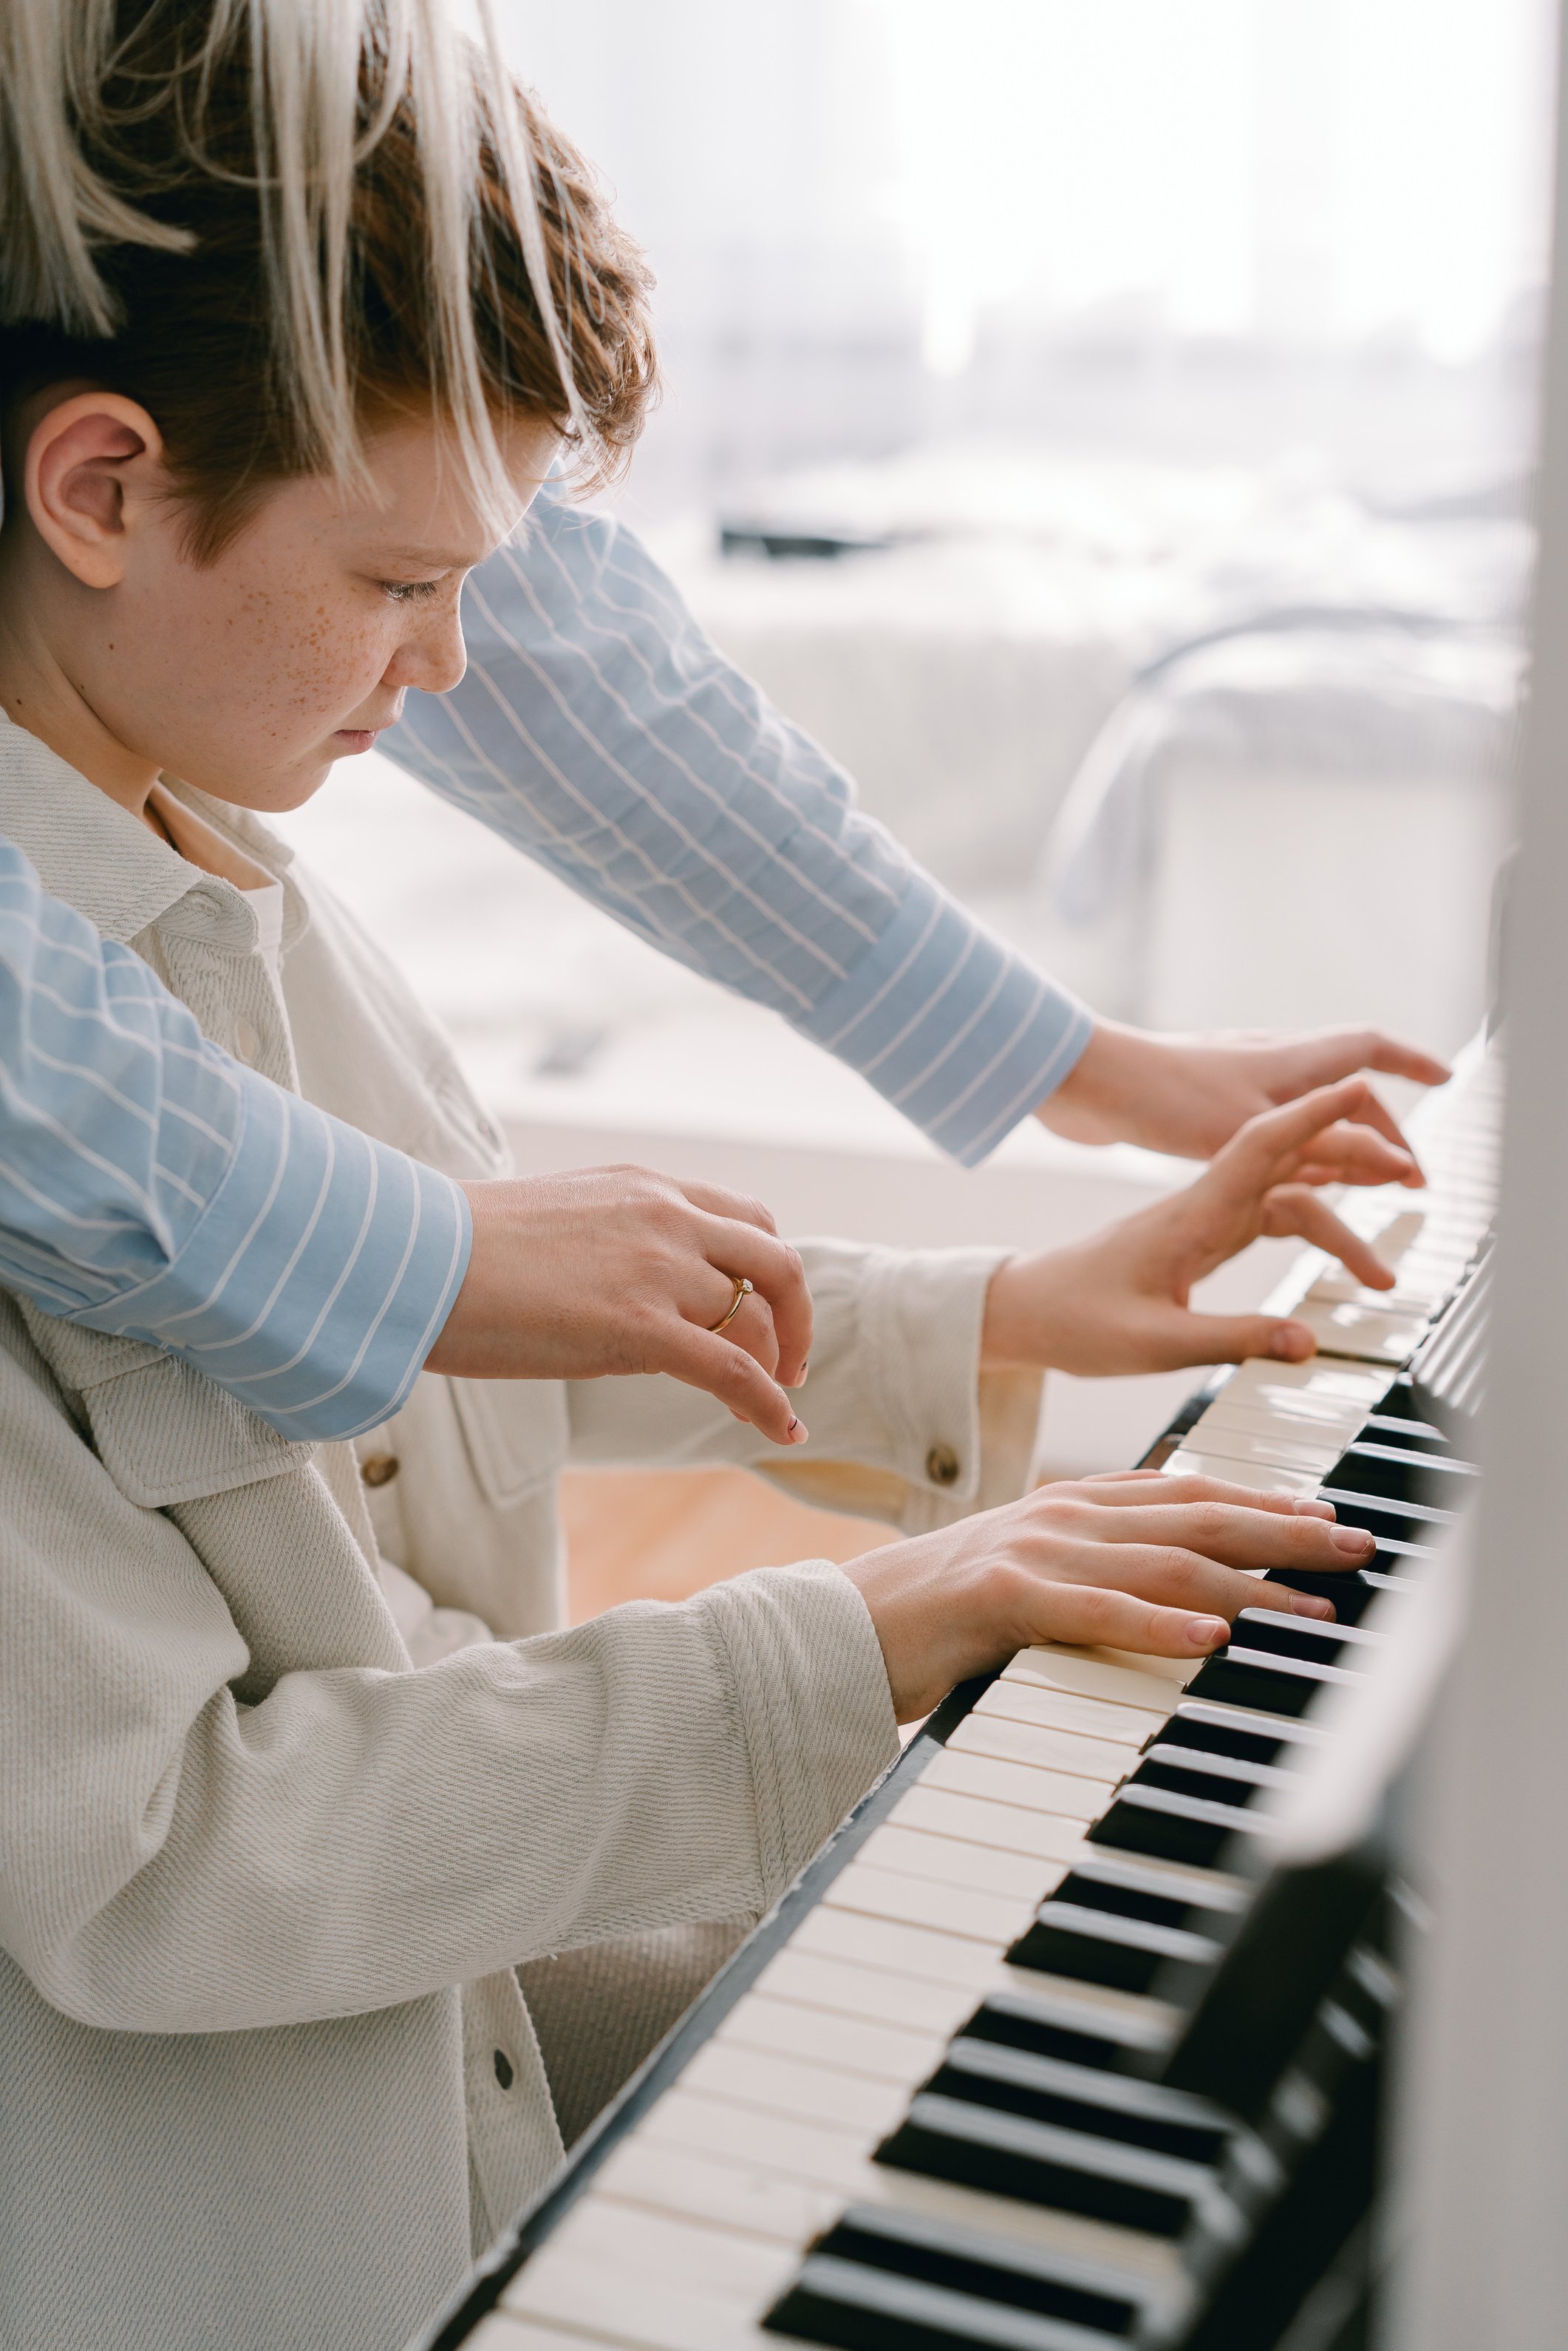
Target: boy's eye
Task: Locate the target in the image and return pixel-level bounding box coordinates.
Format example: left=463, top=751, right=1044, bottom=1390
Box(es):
left=379, top=578, right=443, bottom=604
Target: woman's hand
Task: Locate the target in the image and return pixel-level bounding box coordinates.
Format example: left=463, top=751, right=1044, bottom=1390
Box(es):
left=1037, top=1017, right=1449, bottom=1177
left=426, top=1166, right=811, bottom=1445
left=845, top=1469, right=1374, bottom=1720
left=984, top=1079, right=1414, bottom=1376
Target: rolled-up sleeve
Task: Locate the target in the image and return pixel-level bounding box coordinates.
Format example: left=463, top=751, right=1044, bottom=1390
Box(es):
left=385, top=490, right=1093, bottom=1166
left=0, top=841, right=469, bottom=1439
left=567, top=1236, right=1043, bottom=1534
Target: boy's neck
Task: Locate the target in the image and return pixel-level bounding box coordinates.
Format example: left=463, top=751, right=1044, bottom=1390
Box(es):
left=0, top=565, right=163, bottom=831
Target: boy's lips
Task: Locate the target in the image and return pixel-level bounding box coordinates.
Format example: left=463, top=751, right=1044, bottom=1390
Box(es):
left=332, top=724, right=386, bottom=752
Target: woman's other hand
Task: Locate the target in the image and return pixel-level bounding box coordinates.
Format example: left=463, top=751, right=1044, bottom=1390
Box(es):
left=1038, top=1017, right=1448, bottom=1177
left=984, top=1078, right=1416, bottom=1376
left=426, top=1166, right=811, bottom=1444
left=844, top=1470, right=1373, bottom=1720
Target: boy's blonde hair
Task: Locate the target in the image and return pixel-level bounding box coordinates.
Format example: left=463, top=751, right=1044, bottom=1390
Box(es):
left=0, top=0, right=656, bottom=548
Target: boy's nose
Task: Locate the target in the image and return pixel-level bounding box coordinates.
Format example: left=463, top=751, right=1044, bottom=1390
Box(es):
left=392, top=613, right=466, bottom=695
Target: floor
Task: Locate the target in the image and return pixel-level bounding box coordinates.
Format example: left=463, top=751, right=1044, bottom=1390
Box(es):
left=560, top=1466, right=896, bottom=1621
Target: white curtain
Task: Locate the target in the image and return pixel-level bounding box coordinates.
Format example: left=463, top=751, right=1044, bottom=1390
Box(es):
left=876, top=0, right=1555, bottom=370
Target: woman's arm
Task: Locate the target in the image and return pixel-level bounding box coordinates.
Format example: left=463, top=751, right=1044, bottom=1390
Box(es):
left=0, top=838, right=813, bottom=1443
left=0, top=835, right=468, bottom=1438
left=386, top=490, right=1442, bottom=1169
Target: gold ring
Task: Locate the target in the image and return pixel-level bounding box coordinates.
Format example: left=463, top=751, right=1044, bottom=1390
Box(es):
left=708, top=1275, right=754, bottom=1334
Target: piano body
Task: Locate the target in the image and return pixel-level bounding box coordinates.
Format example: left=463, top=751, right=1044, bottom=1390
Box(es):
left=412, top=1042, right=1501, bottom=2351
left=412, top=13, right=1568, bottom=2345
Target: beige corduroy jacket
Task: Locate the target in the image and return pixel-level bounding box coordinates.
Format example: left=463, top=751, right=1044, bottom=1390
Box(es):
left=0, top=712, right=1042, bottom=2351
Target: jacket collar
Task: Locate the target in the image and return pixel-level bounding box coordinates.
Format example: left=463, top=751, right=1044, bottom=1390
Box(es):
left=0, top=707, right=302, bottom=953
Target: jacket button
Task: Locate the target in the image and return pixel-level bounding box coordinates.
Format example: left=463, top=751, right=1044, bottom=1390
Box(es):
left=233, top=1017, right=259, bottom=1064
left=493, top=2048, right=515, bottom=2091
left=925, top=1443, right=961, bottom=1487
left=360, top=1454, right=400, bottom=1488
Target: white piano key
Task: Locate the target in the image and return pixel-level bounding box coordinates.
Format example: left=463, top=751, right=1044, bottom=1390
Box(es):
left=504, top=2202, right=788, bottom=2351
left=921, top=1745, right=1105, bottom=1821
left=1173, top=1421, right=1341, bottom=1480
left=682, top=2041, right=908, bottom=2137
left=887, top=1780, right=1088, bottom=1866
left=821, top=1857, right=1036, bottom=1946
left=749, top=1946, right=981, bottom=2038
left=639, top=2083, right=871, bottom=2193
left=791, top=1899, right=1009, bottom=1989
left=1162, top=1446, right=1321, bottom=1497
left=1197, top=1392, right=1366, bottom=1441
left=947, top=1710, right=1131, bottom=1786
left=600, top=2093, right=1186, bottom=2286
left=717, top=1989, right=944, bottom=2085
left=1307, top=1270, right=1451, bottom=1313
left=1003, top=1646, right=1185, bottom=1718
left=983, top=1671, right=1156, bottom=1745
left=969, top=1696, right=1148, bottom=1781
left=860, top=1822, right=1071, bottom=1902
left=463, top=2319, right=604, bottom=2351
left=1221, top=1358, right=1391, bottom=1412
left=595, top=2132, right=843, bottom=2248
left=1292, top=1298, right=1435, bottom=1363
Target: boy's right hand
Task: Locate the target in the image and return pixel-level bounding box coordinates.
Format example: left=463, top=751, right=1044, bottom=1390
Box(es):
left=426, top=1166, right=811, bottom=1445
left=843, top=1470, right=1375, bottom=1720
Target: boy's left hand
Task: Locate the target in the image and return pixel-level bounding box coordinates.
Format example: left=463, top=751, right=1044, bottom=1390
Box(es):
left=983, top=1078, right=1413, bottom=1377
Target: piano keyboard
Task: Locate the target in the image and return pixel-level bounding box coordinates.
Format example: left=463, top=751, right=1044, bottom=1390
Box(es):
left=423, top=1048, right=1501, bottom=2351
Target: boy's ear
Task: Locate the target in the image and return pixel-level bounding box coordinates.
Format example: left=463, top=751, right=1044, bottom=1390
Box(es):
left=24, top=392, right=166, bottom=590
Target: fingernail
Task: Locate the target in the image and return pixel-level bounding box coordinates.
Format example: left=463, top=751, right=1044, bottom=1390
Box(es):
left=1290, top=1592, right=1336, bottom=1619
left=1292, top=1497, right=1335, bottom=1517
left=788, top=1416, right=808, bottom=1445
left=1333, top=1526, right=1374, bottom=1555
left=1269, top=1325, right=1315, bottom=1361
left=1185, top=1616, right=1229, bottom=1651
left=798, top=1358, right=809, bottom=1381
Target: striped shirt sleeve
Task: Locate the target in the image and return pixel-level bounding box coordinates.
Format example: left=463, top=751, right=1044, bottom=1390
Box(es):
left=385, top=487, right=1093, bottom=1167
left=0, top=841, right=469, bottom=1440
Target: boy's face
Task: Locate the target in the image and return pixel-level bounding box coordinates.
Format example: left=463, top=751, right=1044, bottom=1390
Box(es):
left=1, top=394, right=559, bottom=814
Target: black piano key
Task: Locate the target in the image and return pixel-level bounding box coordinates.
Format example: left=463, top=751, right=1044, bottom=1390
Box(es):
left=1006, top=1899, right=1222, bottom=1995
left=1259, top=1566, right=1379, bottom=1624
left=764, top=2253, right=1109, bottom=2351
left=928, top=2038, right=1235, bottom=2166
left=1184, top=1644, right=1362, bottom=1718
left=1313, top=1488, right=1453, bottom=1545
left=874, top=2089, right=1227, bottom=2236
left=1087, top=1783, right=1271, bottom=1871
left=1130, top=1746, right=1294, bottom=1810
left=1227, top=1608, right=1387, bottom=1667
left=1360, top=1407, right=1451, bottom=1451
left=1325, top=1441, right=1479, bottom=1507
left=961, top=1984, right=1173, bottom=2076
left=1156, top=1701, right=1324, bottom=1768
left=1067, top=1849, right=1252, bottom=1916
left=765, top=2202, right=1159, bottom=2350
left=1049, top=1860, right=1244, bottom=1933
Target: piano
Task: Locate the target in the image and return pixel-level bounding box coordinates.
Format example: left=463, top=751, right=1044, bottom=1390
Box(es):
left=412, top=1044, right=1502, bottom=2351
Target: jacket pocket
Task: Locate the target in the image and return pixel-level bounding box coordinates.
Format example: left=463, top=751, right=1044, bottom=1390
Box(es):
left=17, top=1304, right=304, bottom=1508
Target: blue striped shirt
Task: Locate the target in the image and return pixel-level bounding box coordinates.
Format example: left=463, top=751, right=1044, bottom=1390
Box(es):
left=0, top=489, right=1090, bottom=1435
left=0, top=838, right=468, bottom=1439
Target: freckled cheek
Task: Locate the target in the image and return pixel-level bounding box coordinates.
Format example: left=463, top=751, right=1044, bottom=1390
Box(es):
left=236, top=610, right=394, bottom=724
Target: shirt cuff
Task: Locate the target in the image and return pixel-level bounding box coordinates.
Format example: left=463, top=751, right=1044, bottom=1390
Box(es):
left=763, top=1242, right=1044, bottom=1535
left=69, top=1070, right=472, bottom=1441
left=799, top=868, right=1094, bottom=1167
